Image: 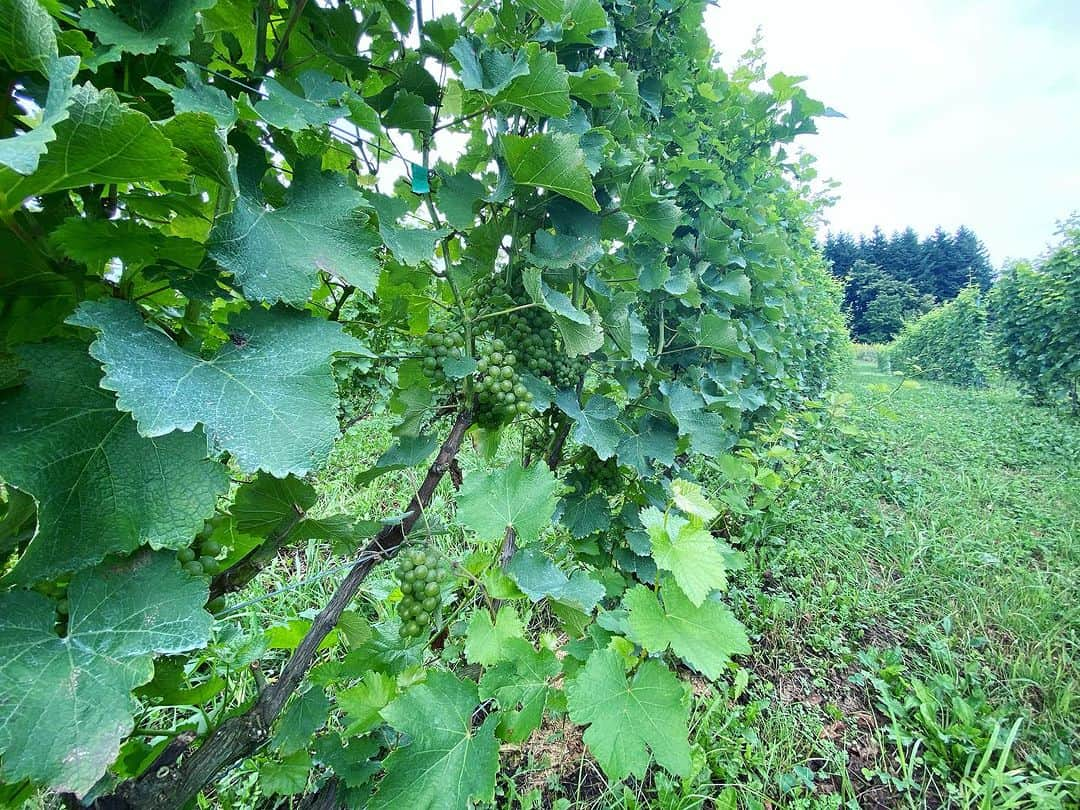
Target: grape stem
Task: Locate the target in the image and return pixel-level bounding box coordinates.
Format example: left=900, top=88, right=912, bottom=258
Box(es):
left=473, top=302, right=540, bottom=323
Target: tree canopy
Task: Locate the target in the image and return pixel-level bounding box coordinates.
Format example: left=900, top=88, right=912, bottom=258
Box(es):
left=824, top=225, right=993, bottom=341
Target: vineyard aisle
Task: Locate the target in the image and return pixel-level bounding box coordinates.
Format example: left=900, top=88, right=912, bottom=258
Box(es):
left=701, top=358, right=1079, bottom=807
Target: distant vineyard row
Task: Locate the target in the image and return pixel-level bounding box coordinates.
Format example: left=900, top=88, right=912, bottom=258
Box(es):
left=886, top=223, right=1079, bottom=406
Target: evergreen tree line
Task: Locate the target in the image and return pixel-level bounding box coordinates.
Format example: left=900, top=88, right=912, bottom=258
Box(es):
left=823, top=226, right=993, bottom=342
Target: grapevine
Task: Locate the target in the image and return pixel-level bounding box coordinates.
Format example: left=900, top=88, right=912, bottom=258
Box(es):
left=0, top=0, right=853, bottom=806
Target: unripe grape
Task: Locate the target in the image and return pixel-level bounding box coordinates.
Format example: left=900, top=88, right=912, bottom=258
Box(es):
left=199, top=556, right=220, bottom=575
left=199, top=539, right=222, bottom=557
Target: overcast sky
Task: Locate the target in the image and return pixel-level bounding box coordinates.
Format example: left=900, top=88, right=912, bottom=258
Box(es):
left=703, top=1, right=1080, bottom=265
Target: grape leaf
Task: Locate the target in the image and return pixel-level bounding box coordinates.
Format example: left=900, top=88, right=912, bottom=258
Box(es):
left=501, top=132, right=599, bottom=212
left=507, top=547, right=605, bottom=612
left=265, top=619, right=339, bottom=652
left=498, top=43, right=571, bottom=118
left=0, top=341, right=228, bottom=584
left=527, top=226, right=603, bottom=270
left=568, top=64, right=621, bottom=106
left=373, top=671, right=499, bottom=810
left=0, top=230, right=81, bottom=346
left=465, top=605, right=524, bottom=666
left=522, top=0, right=567, bottom=24
left=0, top=551, right=213, bottom=796
left=435, top=171, right=486, bottom=231
left=523, top=265, right=604, bottom=355
left=339, top=671, right=398, bottom=737
left=51, top=217, right=204, bottom=272
left=259, top=750, right=312, bottom=796
left=559, top=492, right=612, bottom=538
left=388, top=383, right=434, bottom=437
left=208, top=158, right=380, bottom=303
left=457, top=461, right=558, bottom=545
left=313, top=734, right=381, bottom=788
left=479, top=638, right=561, bottom=742
left=254, top=73, right=348, bottom=131
left=145, top=61, right=238, bottom=128
left=367, top=192, right=450, bottom=267
left=135, top=658, right=225, bottom=709
left=273, top=688, right=331, bottom=755
left=553, top=306, right=605, bottom=356
left=616, top=415, right=678, bottom=476
left=0, top=0, right=57, bottom=74
left=382, top=90, right=432, bottom=134
left=0, top=54, right=78, bottom=175
left=519, top=370, right=556, bottom=410
left=670, top=479, right=718, bottom=523
left=639, top=507, right=729, bottom=606
left=292, top=514, right=381, bottom=555
left=0, top=488, right=34, bottom=556
left=566, top=648, right=691, bottom=781
left=79, top=0, right=216, bottom=56
left=355, top=433, right=440, bottom=486
left=231, top=473, right=316, bottom=535
left=450, top=38, right=529, bottom=95
left=160, top=112, right=237, bottom=191
left=663, top=381, right=733, bottom=458
left=523, top=266, right=590, bottom=325
left=621, top=167, right=681, bottom=242
left=713, top=271, right=752, bottom=305
left=555, top=391, right=624, bottom=460
left=420, top=14, right=461, bottom=55
left=698, top=313, right=747, bottom=357
left=68, top=300, right=368, bottom=477
left=559, top=0, right=609, bottom=44
left=0, top=84, right=188, bottom=214
left=623, top=581, right=749, bottom=679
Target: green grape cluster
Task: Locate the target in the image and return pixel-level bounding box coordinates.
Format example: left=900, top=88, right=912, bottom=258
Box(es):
left=551, top=353, right=589, bottom=390
left=525, top=426, right=549, bottom=459
left=500, top=308, right=588, bottom=390
left=465, top=273, right=511, bottom=319
left=474, top=338, right=533, bottom=428
left=503, top=308, right=557, bottom=376
left=578, top=449, right=622, bottom=492
left=420, top=328, right=465, bottom=383
left=177, top=533, right=223, bottom=577
left=395, top=543, right=450, bottom=638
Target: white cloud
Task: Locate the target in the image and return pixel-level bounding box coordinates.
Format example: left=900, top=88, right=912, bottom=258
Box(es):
left=704, top=0, right=1080, bottom=263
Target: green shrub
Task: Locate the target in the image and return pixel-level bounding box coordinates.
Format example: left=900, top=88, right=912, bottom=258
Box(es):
left=889, top=286, right=989, bottom=386
left=989, top=225, right=1080, bottom=408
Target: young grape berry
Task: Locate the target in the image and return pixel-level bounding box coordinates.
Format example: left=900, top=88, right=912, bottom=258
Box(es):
left=420, top=329, right=465, bottom=383
left=395, top=542, right=451, bottom=639
left=177, top=534, right=225, bottom=576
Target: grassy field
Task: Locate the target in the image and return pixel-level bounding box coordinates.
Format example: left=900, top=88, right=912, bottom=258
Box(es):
left=209, top=360, right=1078, bottom=809
left=697, top=361, right=1079, bottom=809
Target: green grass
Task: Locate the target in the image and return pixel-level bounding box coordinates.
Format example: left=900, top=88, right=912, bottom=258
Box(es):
left=698, top=362, right=1079, bottom=808
left=185, top=362, right=1079, bottom=809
